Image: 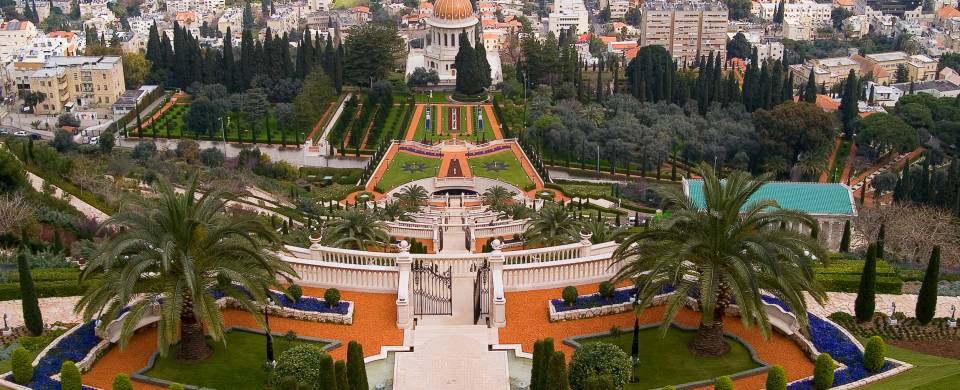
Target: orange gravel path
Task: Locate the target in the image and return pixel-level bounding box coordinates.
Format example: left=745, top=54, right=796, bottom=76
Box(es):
left=306, top=101, right=337, bottom=143
left=438, top=152, right=472, bottom=178
left=500, top=283, right=814, bottom=389
left=838, top=142, right=858, bottom=184
left=364, top=142, right=399, bottom=192
left=482, top=105, right=504, bottom=139
left=510, top=143, right=544, bottom=188
left=403, top=105, right=424, bottom=141
left=82, top=288, right=403, bottom=390
left=818, top=138, right=842, bottom=183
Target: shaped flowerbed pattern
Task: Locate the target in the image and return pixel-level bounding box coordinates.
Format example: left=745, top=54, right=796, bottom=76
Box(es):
left=6, top=320, right=101, bottom=390
left=761, top=296, right=896, bottom=389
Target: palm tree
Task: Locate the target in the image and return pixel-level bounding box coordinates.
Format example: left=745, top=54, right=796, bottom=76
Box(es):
left=612, top=164, right=826, bottom=357
left=322, top=209, right=390, bottom=250
left=579, top=219, right=627, bottom=244
left=524, top=203, right=582, bottom=246
left=377, top=201, right=410, bottom=222
left=482, top=186, right=513, bottom=209
left=496, top=203, right=535, bottom=220
left=75, top=175, right=295, bottom=361
left=395, top=184, right=429, bottom=210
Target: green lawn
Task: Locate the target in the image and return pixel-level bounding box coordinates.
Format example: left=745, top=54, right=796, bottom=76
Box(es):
left=143, top=330, right=327, bottom=390
left=467, top=151, right=535, bottom=191
left=578, top=327, right=762, bottom=389
left=414, top=92, right=451, bottom=103
left=376, top=151, right=441, bottom=191
left=554, top=181, right=614, bottom=198
left=412, top=104, right=450, bottom=143
left=137, top=105, right=306, bottom=145
left=861, top=344, right=960, bottom=389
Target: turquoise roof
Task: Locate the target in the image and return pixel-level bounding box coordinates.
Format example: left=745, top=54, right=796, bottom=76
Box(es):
left=684, top=180, right=857, bottom=216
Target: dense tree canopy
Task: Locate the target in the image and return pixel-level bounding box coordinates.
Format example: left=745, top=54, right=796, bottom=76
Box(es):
left=342, top=23, right=404, bottom=85
left=857, top=113, right=919, bottom=154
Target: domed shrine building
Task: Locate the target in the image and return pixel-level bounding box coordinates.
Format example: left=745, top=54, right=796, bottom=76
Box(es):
left=405, top=0, right=503, bottom=87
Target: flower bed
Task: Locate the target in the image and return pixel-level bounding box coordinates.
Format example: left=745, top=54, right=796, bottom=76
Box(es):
left=548, top=285, right=675, bottom=321
left=761, top=296, right=901, bottom=389
left=2, top=320, right=101, bottom=390
left=210, top=288, right=353, bottom=324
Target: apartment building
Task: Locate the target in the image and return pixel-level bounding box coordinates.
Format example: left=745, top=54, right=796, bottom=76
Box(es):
left=639, top=0, right=728, bottom=66
left=758, top=0, right=832, bottom=26
left=858, top=51, right=939, bottom=81
left=22, top=56, right=125, bottom=115
left=548, top=0, right=589, bottom=36
left=790, top=56, right=860, bottom=89
left=0, top=20, right=38, bottom=62
left=854, top=0, right=921, bottom=17
left=609, top=0, right=631, bottom=20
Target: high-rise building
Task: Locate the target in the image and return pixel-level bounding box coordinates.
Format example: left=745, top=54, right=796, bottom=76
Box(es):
left=548, top=0, right=589, bottom=36
left=639, top=0, right=728, bottom=66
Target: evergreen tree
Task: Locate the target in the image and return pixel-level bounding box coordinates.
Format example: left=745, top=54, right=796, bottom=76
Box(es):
left=855, top=244, right=878, bottom=322
left=475, top=39, right=492, bottom=89
left=531, top=340, right=544, bottom=390
left=915, top=246, right=940, bottom=325
left=546, top=351, right=568, bottom=390
left=839, top=70, right=859, bottom=138
left=222, top=28, right=236, bottom=90
left=454, top=32, right=481, bottom=95
left=346, top=341, right=368, bottom=390
left=239, top=28, right=255, bottom=89
left=839, top=220, right=851, bottom=252
left=243, top=0, right=254, bottom=30
left=318, top=353, right=337, bottom=389
left=876, top=224, right=885, bottom=258
left=146, top=23, right=163, bottom=69
left=334, top=360, right=348, bottom=390
left=804, top=68, right=818, bottom=102
left=17, top=250, right=43, bottom=336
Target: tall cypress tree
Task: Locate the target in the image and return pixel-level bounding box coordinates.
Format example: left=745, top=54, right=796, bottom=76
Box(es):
left=546, top=351, right=568, bottom=390
left=839, top=220, right=851, bottom=252
left=876, top=224, right=885, bottom=259
left=855, top=243, right=878, bottom=322
left=475, top=39, right=492, bottom=89
left=915, top=246, right=940, bottom=325
left=839, top=70, right=859, bottom=138
left=454, top=31, right=480, bottom=95
left=17, top=251, right=43, bottom=336
left=804, top=67, right=818, bottom=102
left=222, top=28, right=236, bottom=91
left=146, top=23, right=163, bottom=69
left=530, top=340, right=544, bottom=390
left=346, top=341, right=367, bottom=390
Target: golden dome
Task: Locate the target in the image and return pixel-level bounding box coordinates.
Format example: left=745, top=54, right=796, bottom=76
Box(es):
left=432, top=0, right=474, bottom=20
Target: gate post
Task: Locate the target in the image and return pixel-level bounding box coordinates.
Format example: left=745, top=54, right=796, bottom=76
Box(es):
left=488, top=240, right=507, bottom=328
left=579, top=231, right=593, bottom=257
left=396, top=240, right=414, bottom=329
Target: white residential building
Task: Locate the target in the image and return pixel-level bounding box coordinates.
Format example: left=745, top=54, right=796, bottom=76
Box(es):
left=758, top=0, right=832, bottom=26
left=548, top=0, right=588, bottom=36
left=0, top=20, right=38, bottom=63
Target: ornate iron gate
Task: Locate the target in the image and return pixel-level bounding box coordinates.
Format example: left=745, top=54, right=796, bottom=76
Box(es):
left=473, top=260, right=491, bottom=325
left=412, top=261, right=453, bottom=316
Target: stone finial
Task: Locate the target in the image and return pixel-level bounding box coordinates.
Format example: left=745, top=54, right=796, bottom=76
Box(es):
left=491, top=239, right=503, bottom=251
left=580, top=230, right=593, bottom=244
left=398, top=239, right=411, bottom=253
left=309, top=232, right=323, bottom=250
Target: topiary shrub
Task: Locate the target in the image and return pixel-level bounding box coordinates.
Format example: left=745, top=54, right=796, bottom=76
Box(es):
left=288, top=283, right=303, bottom=303
left=598, top=281, right=615, bottom=300
left=325, top=288, right=341, bottom=307
left=839, top=220, right=851, bottom=252
left=318, top=353, right=337, bottom=389
left=168, top=384, right=185, bottom=390
left=335, top=360, right=348, bottom=390
left=60, top=361, right=81, bottom=390
left=562, top=286, right=579, bottom=307
left=581, top=375, right=615, bottom=390
left=864, top=336, right=886, bottom=373
left=278, top=376, right=299, bottom=390
left=569, top=342, right=632, bottom=390
left=813, top=353, right=835, bottom=390
left=11, top=347, right=32, bottom=384
left=765, top=365, right=786, bottom=390
left=546, top=351, right=568, bottom=390
left=273, top=344, right=328, bottom=386
left=347, top=341, right=368, bottom=390
left=915, top=246, right=940, bottom=325
left=18, top=251, right=43, bottom=336
left=713, top=376, right=733, bottom=390
left=112, top=373, right=134, bottom=390
left=855, top=244, right=878, bottom=322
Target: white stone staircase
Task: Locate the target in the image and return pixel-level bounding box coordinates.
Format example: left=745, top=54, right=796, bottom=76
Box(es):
left=393, top=324, right=509, bottom=390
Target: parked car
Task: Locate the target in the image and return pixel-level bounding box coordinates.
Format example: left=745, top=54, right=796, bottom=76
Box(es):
left=88, top=136, right=99, bottom=145
left=13, top=130, right=28, bottom=137
left=0, top=129, right=8, bottom=135
left=29, top=133, right=41, bottom=140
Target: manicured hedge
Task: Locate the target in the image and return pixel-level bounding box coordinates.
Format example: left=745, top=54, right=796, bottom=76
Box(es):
left=5, top=268, right=83, bottom=282
left=816, top=274, right=903, bottom=294
left=0, top=280, right=97, bottom=300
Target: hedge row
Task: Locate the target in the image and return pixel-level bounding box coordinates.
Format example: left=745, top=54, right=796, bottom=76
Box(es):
left=816, top=274, right=903, bottom=294
left=815, top=258, right=898, bottom=276
left=0, top=280, right=97, bottom=300
left=5, top=268, right=86, bottom=283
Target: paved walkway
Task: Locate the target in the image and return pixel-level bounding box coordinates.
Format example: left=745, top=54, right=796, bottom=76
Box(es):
left=394, top=325, right=508, bottom=390
left=806, top=292, right=960, bottom=318
left=0, top=296, right=83, bottom=328
left=26, top=172, right=109, bottom=221
left=403, top=105, right=424, bottom=141
left=482, top=105, right=504, bottom=140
